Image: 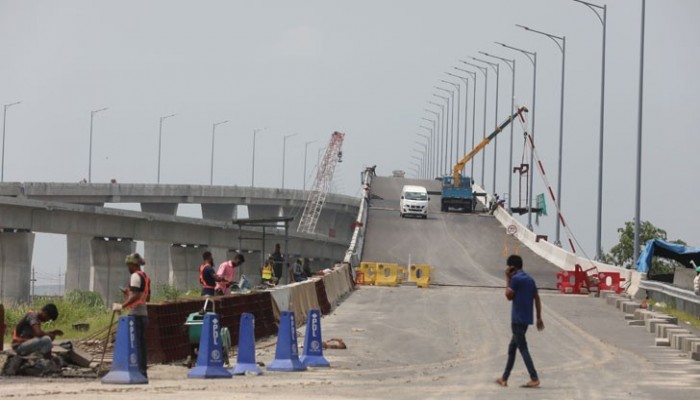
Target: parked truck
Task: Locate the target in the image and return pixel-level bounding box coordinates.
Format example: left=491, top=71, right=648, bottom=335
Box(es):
left=440, top=106, right=528, bottom=213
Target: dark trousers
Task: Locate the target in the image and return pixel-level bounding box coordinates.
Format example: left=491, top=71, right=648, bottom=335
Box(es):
left=502, top=323, right=538, bottom=381
left=133, top=315, right=148, bottom=378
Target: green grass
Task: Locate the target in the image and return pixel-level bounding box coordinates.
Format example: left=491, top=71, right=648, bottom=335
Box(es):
left=3, top=285, right=202, bottom=344
left=4, top=290, right=114, bottom=343
left=652, top=301, right=700, bottom=330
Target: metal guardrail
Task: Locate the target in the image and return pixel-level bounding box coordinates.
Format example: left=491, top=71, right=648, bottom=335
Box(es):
left=639, top=279, right=700, bottom=306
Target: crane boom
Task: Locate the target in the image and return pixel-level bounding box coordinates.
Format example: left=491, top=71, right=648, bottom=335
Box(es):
left=453, top=106, right=528, bottom=187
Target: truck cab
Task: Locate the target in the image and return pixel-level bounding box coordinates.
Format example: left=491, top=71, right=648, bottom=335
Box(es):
left=400, top=185, right=429, bottom=219
left=441, top=175, right=474, bottom=213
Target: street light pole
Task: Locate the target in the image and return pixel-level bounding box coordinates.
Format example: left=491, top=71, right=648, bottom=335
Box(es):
left=157, top=113, right=176, bottom=184
left=2, top=101, right=21, bottom=183
left=518, top=24, right=566, bottom=246
left=210, top=120, right=229, bottom=185
left=481, top=51, right=516, bottom=212
left=415, top=141, right=428, bottom=178
left=429, top=100, right=447, bottom=174
left=441, top=79, right=461, bottom=167
left=472, top=56, right=500, bottom=196
left=460, top=60, right=488, bottom=191
left=435, top=88, right=455, bottom=168
left=418, top=126, right=433, bottom=178
left=574, top=0, right=607, bottom=259
left=251, top=127, right=268, bottom=187
left=420, top=119, right=436, bottom=177
left=497, top=42, right=537, bottom=231
left=454, top=67, right=477, bottom=180
left=634, top=0, right=646, bottom=264
left=282, top=133, right=298, bottom=189
left=303, top=140, right=317, bottom=191
left=446, top=72, right=470, bottom=164
left=88, top=107, right=108, bottom=183
left=425, top=108, right=442, bottom=175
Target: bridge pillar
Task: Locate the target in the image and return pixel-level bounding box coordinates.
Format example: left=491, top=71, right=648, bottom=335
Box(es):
left=66, top=234, right=93, bottom=293
left=169, top=245, right=209, bottom=291
left=201, top=203, right=237, bottom=221
left=89, top=238, right=135, bottom=306
left=280, top=206, right=302, bottom=230
left=313, top=209, right=338, bottom=238
left=0, top=230, right=34, bottom=303
left=141, top=203, right=179, bottom=294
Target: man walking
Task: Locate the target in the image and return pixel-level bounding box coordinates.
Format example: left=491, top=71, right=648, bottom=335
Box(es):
left=497, top=254, right=544, bottom=388
left=112, top=252, right=150, bottom=380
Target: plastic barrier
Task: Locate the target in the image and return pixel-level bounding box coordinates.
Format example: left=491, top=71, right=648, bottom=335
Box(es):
left=268, top=311, right=306, bottom=371
left=187, top=313, right=232, bottom=379
left=556, top=264, right=599, bottom=295
left=300, top=309, right=330, bottom=367
left=358, top=262, right=377, bottom=285
left=598, top=271, right=625, bottom=294
left=374, top=263, right=401, bottom=287
left=410, top=264, right=432, bottom=288
left=397, top=266, right=408, bottom=283
left=101, top=316, right=148, bottom=384
left=231, top=313, right=262, bottom=375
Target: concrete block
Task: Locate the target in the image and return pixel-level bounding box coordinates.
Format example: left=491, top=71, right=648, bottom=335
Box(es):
left=606, top=295, right=621, bottom=306
left=624, top=314, right=635, bottom=320
left=622, top=302, right=640, bottom=313
left=654, top=314, right=678, bottom=325
left=655, top=338, right=670, bottom=347
left=692, top=352, right=700, bottom=361
left=599, top=290, right=616, bottom=299
left=634, top=308, right=652, bottom=320
left=615, top=298, right=627, bottom=310
left=627, top=320, right=645, bottom=327
left=690, top=341, right=700, bottom=354
left=655, top=323, right=678, bottom=338
left=662, top=328, right=689, bottom=341
left=69, top=346, right=93, bottom=367
left=681, top=337, right=700, bottom=353
left=670, top=333, right=693, bottom=350
left=647, top=319, right=672, bottom=334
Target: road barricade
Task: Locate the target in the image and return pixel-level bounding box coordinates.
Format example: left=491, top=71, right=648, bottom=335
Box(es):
left=374, top=263, right=401, bottom=287
left=556, top=264, right=599, bottom=295
left=357, top=262, right=377, bottom=285
left=598, top=271, right=625, bottom=293
left=410, top=264, right=432, bottom=288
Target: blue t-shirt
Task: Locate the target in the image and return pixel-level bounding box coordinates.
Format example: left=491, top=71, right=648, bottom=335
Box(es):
left=200, top=264, right=217, bottom=295
left=510, top=270, right=537, bottom=325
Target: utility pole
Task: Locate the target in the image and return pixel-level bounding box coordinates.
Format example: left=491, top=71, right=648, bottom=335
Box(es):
left=31, top=266, right=36, bottom=302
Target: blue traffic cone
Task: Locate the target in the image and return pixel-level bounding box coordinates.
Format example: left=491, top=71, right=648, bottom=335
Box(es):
left=230, top=313, right=262, bottom=375
left=267, top=311, right=306, bottom=371
left=300, top=309, right=330, bottom=367
left=102, top=316, right=148, bottom=384
left=187, top=313, right=233, bottom=379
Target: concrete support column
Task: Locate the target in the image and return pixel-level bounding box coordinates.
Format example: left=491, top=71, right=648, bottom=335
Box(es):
left=89, top=238, right=135, bottom=306
left=201, top=203, right=237, bottom=221
left=314, top=209, right=338, bottom=238
left=66, top=234, right=92, bottom=293
left=0, top=231, right=34, bottom=304
left=280, top=206, right=303, bottom=231
left=169, top=245, right=209, bottom=291
left=141, top=203, right=179, bottom=295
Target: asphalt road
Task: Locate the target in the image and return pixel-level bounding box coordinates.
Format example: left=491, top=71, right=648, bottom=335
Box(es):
left=2, top=176, right=699, bottom=399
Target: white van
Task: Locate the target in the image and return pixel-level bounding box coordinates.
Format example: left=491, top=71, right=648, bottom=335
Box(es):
left=400, top=185, right=429, bottom=219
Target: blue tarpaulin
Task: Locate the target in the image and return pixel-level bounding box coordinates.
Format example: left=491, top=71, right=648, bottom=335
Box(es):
left=635, top=239, right=700, bottom=273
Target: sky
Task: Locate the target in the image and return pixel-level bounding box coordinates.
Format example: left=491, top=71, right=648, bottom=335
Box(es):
left=1, top=0, right=699, bottom=287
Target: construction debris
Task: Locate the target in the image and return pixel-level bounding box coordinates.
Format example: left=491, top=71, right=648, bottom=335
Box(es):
left=1, top=341, right=98, bottom=378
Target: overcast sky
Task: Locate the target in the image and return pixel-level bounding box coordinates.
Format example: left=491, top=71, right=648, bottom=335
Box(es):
left=1, top=1, right=698, bottom=286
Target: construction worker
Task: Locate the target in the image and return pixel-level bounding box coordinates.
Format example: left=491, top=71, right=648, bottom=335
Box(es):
left=112, top=252, right=150, bottom=380
left=199, top=251, right=228, bottom=296
left=11, top=304, right=63, bottom=358
left=215, top=253, right=245, bottom=295
left=261, top=256, right=276, bottom=286
left=290, top=259, right=307, bottom=282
